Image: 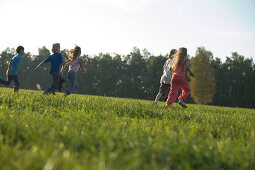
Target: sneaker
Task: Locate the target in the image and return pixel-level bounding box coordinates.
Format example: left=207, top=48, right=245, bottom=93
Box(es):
left=64, top=92, right=70, bottom=97
left=178, top=99, right=187, bottom=108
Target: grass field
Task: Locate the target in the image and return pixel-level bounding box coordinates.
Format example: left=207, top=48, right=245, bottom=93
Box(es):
left=0, top=88, right=254, bottom=170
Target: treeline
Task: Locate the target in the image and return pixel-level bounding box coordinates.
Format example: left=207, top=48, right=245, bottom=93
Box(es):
left=0, top=46, right=254, bottom=108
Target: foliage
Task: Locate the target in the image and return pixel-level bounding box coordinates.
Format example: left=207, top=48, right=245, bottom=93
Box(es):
left=190, top=47, right=216, bottom=104
left=0, top=46, right=254, bottom=108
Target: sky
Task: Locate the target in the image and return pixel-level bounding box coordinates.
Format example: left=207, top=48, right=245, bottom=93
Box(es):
left=0, top=0, right=254, bottom=60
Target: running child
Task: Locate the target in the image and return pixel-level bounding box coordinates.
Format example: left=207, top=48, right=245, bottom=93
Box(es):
left=60, top=46, right=86, bottom=96
left=0, top=46, right=24, bottom=92
left=154, top=49, right=177, bottom=103
left=34, top=43, right=63, bottom=95
left=166, top=47, right=194, bottom=108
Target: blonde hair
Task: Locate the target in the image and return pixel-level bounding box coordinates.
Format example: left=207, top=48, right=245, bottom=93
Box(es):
left=172, top=47, right=187, bottom=70
left=52, top=43, right=60, bottom=53
left=69, top=46, right=81, bottom=61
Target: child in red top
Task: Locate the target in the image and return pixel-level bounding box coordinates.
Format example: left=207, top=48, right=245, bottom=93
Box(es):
left=166, top=47, right=193, bottom=108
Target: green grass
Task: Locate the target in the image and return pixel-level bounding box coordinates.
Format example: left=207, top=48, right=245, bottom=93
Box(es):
left=0, top=88, right=254, bottom=170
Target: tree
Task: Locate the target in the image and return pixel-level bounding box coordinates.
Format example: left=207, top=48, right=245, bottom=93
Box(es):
left=144, top=54, right=166, bottom=99
left=0, top=45, right=254, bottom=108
left=190, top=47, right=216, bottom=104
left=0, top=48, right=16, bottom=78
left=223, top=53, right=255, bottom=108
left=123, top=47, right=147, bottom=98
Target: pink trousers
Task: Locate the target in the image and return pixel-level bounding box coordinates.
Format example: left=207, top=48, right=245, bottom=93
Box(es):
left=166, top=75, right=190, bottom=106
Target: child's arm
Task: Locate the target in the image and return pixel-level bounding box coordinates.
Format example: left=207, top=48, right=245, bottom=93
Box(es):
left=60, top=60, right=71, bottom=75
left=78, top=58, right=87, bottom=73
left=6, top=61, right=12, bottom=75
left=17, top=70, right=21, bottom=76
left=34, top=61, right=45, bottom=71
left=169, top=67, right=174, bottom=72
left=186, top=63, right=194, bottom=77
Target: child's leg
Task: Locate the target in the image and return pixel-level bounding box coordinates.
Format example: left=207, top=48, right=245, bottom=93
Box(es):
left=155, top=83, right=163, bottom=102
left=65, top=71, right=76, bottom=95
left=178, top=77, right=190, bottom=102
left=162, top=84, right=170, bottom=100
left=51, top=72, right=60, bottom=94
left=12, top=76, right=19, bottom=92
left=155, top=92, right=163, bottom=102
left=75, top=79, right=78, bottom=89
left=56, top=76, right=65, bottom=92
left=166, top=77, right=180, bottom=106
left=0, top=75, right=12, bottom=86
left=44, top=72, right=60, bottom=95
left=155, top=83, right=169, bottom=102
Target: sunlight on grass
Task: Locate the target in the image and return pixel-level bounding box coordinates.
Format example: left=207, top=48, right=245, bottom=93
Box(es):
left=0, top=88, right=254, bottom=169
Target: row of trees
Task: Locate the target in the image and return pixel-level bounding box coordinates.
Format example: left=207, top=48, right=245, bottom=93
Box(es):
left=0, top=46, right=254, bottom=108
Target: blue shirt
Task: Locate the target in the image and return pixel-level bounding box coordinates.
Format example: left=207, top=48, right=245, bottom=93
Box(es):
left=10, top=54, right=22, bottom=76
left=44, top=53, right=63, bottom=73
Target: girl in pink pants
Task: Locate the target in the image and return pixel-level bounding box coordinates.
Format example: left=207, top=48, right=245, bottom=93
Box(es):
left=166, top=47, right=193, bottom=108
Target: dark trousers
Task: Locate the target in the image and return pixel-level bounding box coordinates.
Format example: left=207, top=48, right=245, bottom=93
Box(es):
left=43, top=71, right=60, bottom=95
left=0, top=75, right=19, bottom=92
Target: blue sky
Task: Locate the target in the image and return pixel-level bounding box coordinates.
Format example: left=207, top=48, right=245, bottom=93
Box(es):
left=0, top=0, right=254, bottom=60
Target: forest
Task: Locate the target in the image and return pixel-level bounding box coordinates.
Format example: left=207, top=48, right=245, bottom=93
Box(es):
left=0, top=46, right=254, bottom=108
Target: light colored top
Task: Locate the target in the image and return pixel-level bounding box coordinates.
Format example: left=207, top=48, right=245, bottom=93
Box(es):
left=10, top=54, right=22, bottom=76
left=160, top=58, right=173, bottom=84
left=69, top=56, right=80, bottom=73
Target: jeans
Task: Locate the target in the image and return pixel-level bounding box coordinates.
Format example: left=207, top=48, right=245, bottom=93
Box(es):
left=0, top=75, right=19, bottom=92
left=56, top=76, right=65, bottom=92
left=65, top=70, right=78, bottom=95
left=43, top=71, right=61, bottom=95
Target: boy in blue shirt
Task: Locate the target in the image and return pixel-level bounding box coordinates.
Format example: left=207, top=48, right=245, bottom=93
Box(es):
left=34, top=43, right=63, bottom=95
left=0, top=46, right=24, bottom=92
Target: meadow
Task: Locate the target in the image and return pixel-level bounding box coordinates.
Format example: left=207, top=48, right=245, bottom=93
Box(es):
left=0, top=88, right=254, bottom=170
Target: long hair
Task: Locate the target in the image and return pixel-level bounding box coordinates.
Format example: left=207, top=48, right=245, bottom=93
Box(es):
left=168, top=49, right=177, bottom=59
left=69, top=46, right=81, bottom=61
left=172, top=47, right=187, bottom=70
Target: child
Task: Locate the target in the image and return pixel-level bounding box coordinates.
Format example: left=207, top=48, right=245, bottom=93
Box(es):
left=0, top=46, right=24, bottom=92
left=34, top=43, right=63, bottom=95
left=60, top=46, right=86, bottom=96
left=166, top=47, right=194, bottom=108
left=154, top=49, right=177, bottom=103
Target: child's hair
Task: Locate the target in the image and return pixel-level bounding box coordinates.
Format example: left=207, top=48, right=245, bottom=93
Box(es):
left=16, top=46, right=24, bottom=54
left=52, top=43, right=60, bottom=53
left=69, top=49, right=75, bottom=59
left=69, top=46, right=81, bottom=61
left=168, top=49, right=177, bottom=59
left=172, top=47, right=187, bottom=70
